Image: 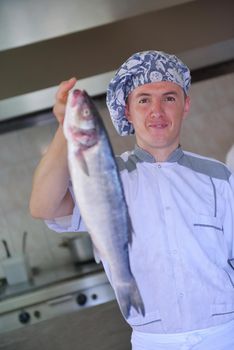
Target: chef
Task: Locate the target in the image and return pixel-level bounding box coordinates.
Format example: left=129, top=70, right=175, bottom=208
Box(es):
left=30, top=50, right=234, bottom=350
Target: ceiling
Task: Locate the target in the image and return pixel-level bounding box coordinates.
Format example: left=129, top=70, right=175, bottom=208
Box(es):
left=0, top=0, right=234, bottom=121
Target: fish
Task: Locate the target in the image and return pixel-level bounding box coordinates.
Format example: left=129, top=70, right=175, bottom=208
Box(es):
left=63, top=89, right=145, bottom=319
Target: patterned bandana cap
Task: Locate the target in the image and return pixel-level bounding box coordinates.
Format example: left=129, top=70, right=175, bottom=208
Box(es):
left=106, top=50, right=191, bottom=135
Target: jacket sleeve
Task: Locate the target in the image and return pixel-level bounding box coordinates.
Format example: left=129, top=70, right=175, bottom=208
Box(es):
left=44, top=181, right=87, bottom=233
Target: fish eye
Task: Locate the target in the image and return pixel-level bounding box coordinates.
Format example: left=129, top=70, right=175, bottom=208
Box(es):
left=83, top=108, right=90, bottom=116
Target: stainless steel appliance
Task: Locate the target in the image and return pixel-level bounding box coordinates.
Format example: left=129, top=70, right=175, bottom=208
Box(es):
left=0, top=263, right=115, bottom=334
left=62, top=233, right=95, bottom=264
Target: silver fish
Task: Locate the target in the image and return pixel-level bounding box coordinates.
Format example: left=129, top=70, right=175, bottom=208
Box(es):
left=63, top=89, right=145, bottom=318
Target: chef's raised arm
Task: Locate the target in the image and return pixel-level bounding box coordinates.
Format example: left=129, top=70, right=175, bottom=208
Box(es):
left=29, top=78, right=77, bottom=220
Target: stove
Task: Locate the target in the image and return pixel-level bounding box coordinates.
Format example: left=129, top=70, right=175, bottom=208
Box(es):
left=0, top=263, right=115, bottom=333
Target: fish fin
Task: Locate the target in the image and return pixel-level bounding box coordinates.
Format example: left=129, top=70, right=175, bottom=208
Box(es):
left=129, top=277, right=145, bottom=317
left=76, top=149, right=90, bottom=176
left=115, top=277, right=145, bottom=319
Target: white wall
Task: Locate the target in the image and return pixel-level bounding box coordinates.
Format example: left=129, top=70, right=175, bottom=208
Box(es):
left=0, top=72, right=233, bottom=278
left=0, top=123, right=75, bottom=278
left=181, top=73, right=234, bottom=161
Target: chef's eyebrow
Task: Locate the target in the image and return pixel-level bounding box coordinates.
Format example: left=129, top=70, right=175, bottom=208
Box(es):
left=135, top=93, right=151, bottom=98
left=162, top=91, right=179, bottom=96
left=134, top=91, right=179, bottom=98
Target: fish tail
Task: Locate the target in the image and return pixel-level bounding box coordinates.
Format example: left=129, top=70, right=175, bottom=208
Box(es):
left=115, top=277, right=145, bottom=319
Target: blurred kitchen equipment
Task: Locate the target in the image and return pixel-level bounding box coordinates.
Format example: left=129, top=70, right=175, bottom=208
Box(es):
left=0, top=267, right=115, bottom=333
left=22, top=231, right=28, bottom=254
left=63, top=233, right=95, bottom=264
left=1, top=232, right=31, bottom=286
left=0, top=231, right=116, bottom=334
left=2, top=239, right=11, bottom=258
left=2, top=254, right=31, bottom=286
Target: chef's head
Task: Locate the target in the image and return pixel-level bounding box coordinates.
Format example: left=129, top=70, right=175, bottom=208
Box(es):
left=106, top=50, right=191, bottom=136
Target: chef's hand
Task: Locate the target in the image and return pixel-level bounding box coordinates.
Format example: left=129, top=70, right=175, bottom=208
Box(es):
left=53, top=77, right=77, bottom=125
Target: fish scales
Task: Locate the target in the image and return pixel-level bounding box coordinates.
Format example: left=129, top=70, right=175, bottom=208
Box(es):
left=63, top=89, right=145, bottom=318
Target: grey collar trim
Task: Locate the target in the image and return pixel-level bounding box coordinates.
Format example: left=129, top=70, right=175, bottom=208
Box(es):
left=134, top=145, right=184, bottom=163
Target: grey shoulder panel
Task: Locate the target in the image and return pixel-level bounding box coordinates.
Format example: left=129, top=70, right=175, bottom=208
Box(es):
left=179, top=153, right=231, bottom=181
left=116, top=154, right=142, bottom=173
left=115, top=156, right=127, bottom=172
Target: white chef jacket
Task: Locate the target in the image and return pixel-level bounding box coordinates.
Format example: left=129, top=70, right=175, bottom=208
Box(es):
left=46, top=146, right=234, bottom=334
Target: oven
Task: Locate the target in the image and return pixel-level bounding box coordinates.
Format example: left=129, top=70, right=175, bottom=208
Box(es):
left=0, top=263, right=115, bottom=334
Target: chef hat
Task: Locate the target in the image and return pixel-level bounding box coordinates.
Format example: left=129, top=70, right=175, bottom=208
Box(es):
left=106, top=50, right=191, bottom=135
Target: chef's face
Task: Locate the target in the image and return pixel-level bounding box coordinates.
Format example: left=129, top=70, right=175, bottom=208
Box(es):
left=125, top=81, right=190, bottom=161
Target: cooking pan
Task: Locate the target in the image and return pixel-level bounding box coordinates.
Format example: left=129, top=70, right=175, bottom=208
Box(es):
left=66, top=233, right=95, bottom=264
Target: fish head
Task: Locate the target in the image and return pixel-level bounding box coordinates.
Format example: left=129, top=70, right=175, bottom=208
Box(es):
left=64, top=89, right=99, bottom=149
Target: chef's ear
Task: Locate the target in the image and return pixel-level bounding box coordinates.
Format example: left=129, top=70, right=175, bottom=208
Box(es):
left=182, top=95, right=191, bottom=120
left=125, top=101, right=132, bottom=122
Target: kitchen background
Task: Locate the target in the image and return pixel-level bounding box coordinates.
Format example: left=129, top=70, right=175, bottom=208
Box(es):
left=0, top=71, right=233, bottom=277
left=0, top=0, right=234, bottom=347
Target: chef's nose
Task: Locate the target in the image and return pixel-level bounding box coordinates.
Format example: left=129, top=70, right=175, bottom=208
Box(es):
left=150, top=99, right=163, bottom=117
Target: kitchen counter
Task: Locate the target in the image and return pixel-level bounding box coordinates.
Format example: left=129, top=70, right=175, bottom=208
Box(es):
left=0, top=300, right=132, bottom=350
left=0, top=261, right=102, bottom=301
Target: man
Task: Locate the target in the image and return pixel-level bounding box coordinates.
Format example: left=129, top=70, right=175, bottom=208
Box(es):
left=226, top=144, right=234, bottom=172
left=30, top=51, right=234, bottom=349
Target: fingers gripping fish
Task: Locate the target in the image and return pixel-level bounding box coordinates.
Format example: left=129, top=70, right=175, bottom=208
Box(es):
left=63, top=89, right=145, bottom=319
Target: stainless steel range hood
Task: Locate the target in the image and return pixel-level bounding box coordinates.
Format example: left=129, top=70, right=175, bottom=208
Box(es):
left=0, top=0, right=234, bottom=121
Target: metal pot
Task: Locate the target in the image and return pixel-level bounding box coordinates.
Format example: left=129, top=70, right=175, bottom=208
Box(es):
left=67, top=233, right=95, bottom=264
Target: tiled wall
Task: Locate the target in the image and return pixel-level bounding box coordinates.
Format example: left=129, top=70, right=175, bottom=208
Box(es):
left=0, top=73, right=233, bottom=278
left=0, top=123, right=75, bottom=278
left=181, top=73, right=234, bottom=161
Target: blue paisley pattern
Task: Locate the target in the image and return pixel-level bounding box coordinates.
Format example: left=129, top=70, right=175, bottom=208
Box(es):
left=106, top=50, right=191, bottom=136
